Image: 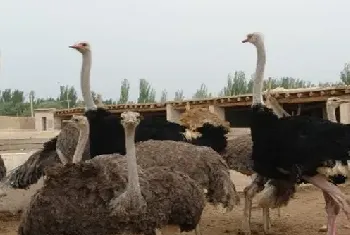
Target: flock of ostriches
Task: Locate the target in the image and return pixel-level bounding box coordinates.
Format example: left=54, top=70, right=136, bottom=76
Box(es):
left=0, top=32, right=349, bottom=235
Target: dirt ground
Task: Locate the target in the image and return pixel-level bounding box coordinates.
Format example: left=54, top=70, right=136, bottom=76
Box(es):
left=0, top=183, right=349, bottom=235
left=0, top=129, right=349, bottom=234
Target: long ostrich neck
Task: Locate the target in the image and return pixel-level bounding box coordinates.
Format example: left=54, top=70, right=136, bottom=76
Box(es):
left=266, top=96, right=290, bottom=117
left=81, top=51, right=97, bottom=110
left=252, top=41, right=266, bottom=105
left=72, top=124, right=90, bottom=163
left=124, top=124, right=142, bottom=195
left=326, top=104, right=337, bottom=122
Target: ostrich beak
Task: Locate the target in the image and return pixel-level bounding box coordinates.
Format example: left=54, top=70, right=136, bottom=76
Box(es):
left=242, top=38, right=249, bottom=43
left=69, top=44, right=79, bottom=49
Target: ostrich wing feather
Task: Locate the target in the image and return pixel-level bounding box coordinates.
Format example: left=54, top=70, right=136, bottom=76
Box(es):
left=251, top=107, right=350, bottom=179
left=4, top=137, right=60, bottom=189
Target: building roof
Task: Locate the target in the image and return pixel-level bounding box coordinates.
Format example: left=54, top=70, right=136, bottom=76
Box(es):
left=54, top=86, right=350, bottom=116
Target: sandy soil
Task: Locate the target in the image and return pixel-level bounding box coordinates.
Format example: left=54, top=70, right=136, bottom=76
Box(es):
left=0, top=179, right=349, bottom=235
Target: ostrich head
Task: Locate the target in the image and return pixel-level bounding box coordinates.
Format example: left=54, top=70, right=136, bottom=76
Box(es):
left=242, top=32, right=264, bottom=46
left=326, top=97, right=349, bottom=109
left=69, top=41, right=91, bottom=54
left=70, top=115, right=89, bottom=128
left=121, top=111, right=141, bottom=129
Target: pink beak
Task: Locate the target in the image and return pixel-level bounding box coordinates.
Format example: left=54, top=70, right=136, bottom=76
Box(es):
left=69, top=44, right=79, bottom=49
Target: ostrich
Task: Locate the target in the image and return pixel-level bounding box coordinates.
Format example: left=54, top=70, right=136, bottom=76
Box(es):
left=58, top=136, right=240, bottom=212
left=56, top=112, right=239, bottom=211
left=4, top=41, right=228, bottom=190
left=0, top=155, right=6, bottom=181
left=18, top=111, right=205, bottom=235
left=56, top=110, right=238, bottom=232
left=0, top=155, right=5, bottom=197
left=242, top=32, right=350, bottom=235
left=57, top=115, right=90, bottom=165
left=222, top=93, right=293, bottom=235
left=135, top=140, right=240, bottom=211
left=248, top=97, right=350, bottom=234
left=318, top=97, right=350, bottom=232
left=57, top=111, right=239, bottom=228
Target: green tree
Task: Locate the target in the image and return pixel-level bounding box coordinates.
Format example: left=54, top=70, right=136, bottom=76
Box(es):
left=104, top=98, right=114, bottom=105
left=174, top=90, right=184, bottom=101
left=340, top=63, right=350, bottom=85
left=220, top=71, right=248, bottom=96
left=160, top=89, right=167, bottom=103
left=118, top=79, right=130, bottom=104
left=35, top=101, right=63, bottom=109
left=58, top=85, right=78, bottom=108
left=318, top=81, right=343, bottom=87
left=0, top=89, right=12, bottom=102
left=11, top=89, right=25, bottom=104
left=29, top=91, right=35, bottom=103
left=137, top=79, right=156, bottom=103
left=193, top=83, right=212, bottom=99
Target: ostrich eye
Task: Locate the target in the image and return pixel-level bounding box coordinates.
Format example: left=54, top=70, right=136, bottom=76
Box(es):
left=81, top=43, right=87, bottom=47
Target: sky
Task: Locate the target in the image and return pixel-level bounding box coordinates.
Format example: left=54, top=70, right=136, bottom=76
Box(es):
left=0, top=0, right=349, bottom=102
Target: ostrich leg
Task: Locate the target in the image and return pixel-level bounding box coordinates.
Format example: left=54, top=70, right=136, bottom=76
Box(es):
left=262, top=207, right=271, bottom=233
left=241, top=174, right=268, bottom=234
left=322, top=191, right=340, bottom=235
left=195, top=223, right=202, bottom=235
left=242, top=182, right=257, bottom=234
left=304, top=174, right=350, bottom=235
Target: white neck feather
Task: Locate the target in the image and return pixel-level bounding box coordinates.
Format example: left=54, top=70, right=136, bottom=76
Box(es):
left=252, top=41, right=266, bottom=106
left=124, top=125, right=142, bottom=196
left=81, top=51, right=97, bottom=111
left=72, top=123, right=90, bottom=163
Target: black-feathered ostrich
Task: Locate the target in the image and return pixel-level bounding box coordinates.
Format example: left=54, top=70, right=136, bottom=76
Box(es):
left=252, top=97, right=350, bottom=234
left=242, top=32, right=350, bottom=235
left=318, top=97, right=350, bottom=232
left=4, top=41, right=228, bottom=190
left=0, top=155, right=6, bottom=181
left=0, top=155, right=6, bottom=197
left=222, top=94, right=295, bottom=235
left=19, top=112, right=205, bottom=235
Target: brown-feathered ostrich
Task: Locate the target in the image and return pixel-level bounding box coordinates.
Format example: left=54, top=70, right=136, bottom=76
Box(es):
left=243, top=32, right=350, bottom=235
left=57, top=116, right=239, bottom=212
left=57, top=109, right=238, bottom=234
left=4, top=41, right=228, bottom=190
left=58, top=112, right=239, bottom=230
left=18, top=112, right=205, bottom=235
left=135, top=140, right=240, bottom=211
left=56, top=115, right=91, bottom=165
left=222, top=94, right=292, bottom=235
left=56, top=119, right=91, bottom=165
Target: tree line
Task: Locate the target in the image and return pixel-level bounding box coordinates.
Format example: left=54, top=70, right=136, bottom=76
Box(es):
left=1, top=63, right=350, bottom=117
